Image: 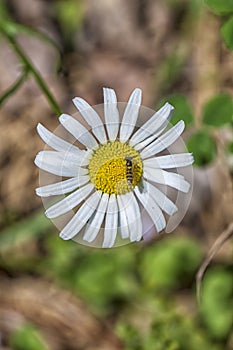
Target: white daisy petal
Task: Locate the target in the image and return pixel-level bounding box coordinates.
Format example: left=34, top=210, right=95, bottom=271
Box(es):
left=134, top=187, right=166, bottom=232
left=140, top=120, right=185, bottom=159
left=73, top=97, right=107, bottom=144
left=143, top=153, right=194, bottom=169
left=102, top=194, right=118, bottom=248
left=119, top=88, right=142, bottom=143
left=143, top=181, right=178, bottom=215
left=45, top=183, right=94, bottom=219
left=83, top=193, right=109, bottom=243
left=117, top=195, right=130, bottom=239
left=36, top=176, right=89, bottom=197
left=35, top=151, right=88, bottom=177
left=134, top=134, right=158, bottom=152
left=129, top=102, right=174, bottom=147
left=124, top=192, right=142, bottom=242
left=59, top=114, right=98, bottom=150
left=103, top=88, right=119, bottom=141
left=60, top=191, right=102, bottom=240
left=37, top=149, right=90, bottom=168
left=37, top=123, right=82, bottom=154
left=143, top=167, right=190, bottom=193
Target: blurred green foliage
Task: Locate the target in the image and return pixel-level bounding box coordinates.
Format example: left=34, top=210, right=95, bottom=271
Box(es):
left=201, top=268, right=233, bottom=339
left=187, top=93, right=233, bottom=166
left=202, top=94, right=233, bottom=127
left=187, top=129, right=217, bottom=166
left=205, top=0, right=233, bottom=50
left=10, top=324, right=48, bottom=350
left=39, top=235, right=203, bottom=315
left=161, top=94, right=194, bottom=126
left=1, top=222, right=231, bottom=349
left=227, top=140, right=233, bottom=153
left=157, top=53, right=185, bottom=92
left=116, top=301, right=223, bottom=350
left=52, top=0, right=84, bottom=42
left=139, top=237, right=201, bottom=290
left=205, top=0, right=233, bottom=15
left=221, top=16, right=233, bottom=50
left=159, top=91, right=232, bottom=167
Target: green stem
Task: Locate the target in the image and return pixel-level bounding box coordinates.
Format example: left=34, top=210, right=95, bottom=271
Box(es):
left=0, top=68, right=29, bottom=106
left=0, top=25, right=62, bottom=115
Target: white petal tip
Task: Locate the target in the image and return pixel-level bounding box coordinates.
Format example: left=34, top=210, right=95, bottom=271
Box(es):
left=190, top=154, right=194, bottom=164
left=45, top=210, right=53, bottom=219
left=103, top=87, right=114, bottom=92
left=132, top=88, right=142, bottom=100
left=83, top=236, right=93, bottom=243
left=59, top=113, right=69, bottom=122
left=59, top=233, right=71, bottom=240
left=72, top=97, right=78, bottom=104
left=72, top=97, right=85, bottom=108
left=171, top=206, right=178, bottom=216
left=35, top=188, right=41, bottom=196
left=166, top=102, right=174, bottom=110
left=180, top=120, right=185, bottom=128
left=157, top=223, right=166, bottom=233
left=103, top=244, right=114, bottom=249
left=183, top=182, right=191, bottom=193
left=130, top=236, right=142, bottom=243
left=34, top=152, right=42, bottom=166
left=36, top=123, right=43, bottom=132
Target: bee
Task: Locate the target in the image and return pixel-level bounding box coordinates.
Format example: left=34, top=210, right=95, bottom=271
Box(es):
left=125, top=156, right=133, bottom=186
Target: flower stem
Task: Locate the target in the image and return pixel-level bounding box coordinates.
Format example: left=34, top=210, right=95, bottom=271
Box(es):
left=0, top=68, right=29, bottom=106
left=0, top=24, right=62, bottom=115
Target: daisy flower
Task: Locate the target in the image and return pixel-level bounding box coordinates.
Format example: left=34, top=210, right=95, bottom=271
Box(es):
left=35, top=88, right=193, bottom=248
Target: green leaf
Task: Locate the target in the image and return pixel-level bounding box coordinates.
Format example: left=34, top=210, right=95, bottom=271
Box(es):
left=201, top=269, right=233, bottom=339
left=0, top=0, right=10, bottom=23
left=202, top=94, right=233, bottom=127
left=159, top=94, right=194, bottom=126
left=205, top=0, right=233, bottom=15
left=10, top=323, right=48, bottom=350
left=221, top=16, right=233, bottom=50
left=53, top=0, right=84, bottom=38
left=72, top=247, right=138, bottom=313
left=186, top=130, right=217, bottom=166
left=0, top=69, right=29, bottom=107
left=139, top=237, right=202, bottom=290
left=227, top=141, right=233, bottom=153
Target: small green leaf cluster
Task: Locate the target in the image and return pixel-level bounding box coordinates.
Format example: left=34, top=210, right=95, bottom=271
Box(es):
left=205, top=0, right=233, bottom=50
left=1, top=219, right=231, bottom=349
left=201, top=267, right=233, bottom=339
left=116, top=302, right=223, bottom=350
left=10, top=324, right=48, bottom=350
left=160, top=93, right=233, bottom=167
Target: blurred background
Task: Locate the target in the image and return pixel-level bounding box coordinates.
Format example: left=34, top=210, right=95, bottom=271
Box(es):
left=0, top=0, right=232, bottom=349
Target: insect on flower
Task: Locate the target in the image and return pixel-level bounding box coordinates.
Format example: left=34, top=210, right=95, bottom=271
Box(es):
left=35, top=87, right=193, bottom=248
left=125, top=156, right=133, bottom=186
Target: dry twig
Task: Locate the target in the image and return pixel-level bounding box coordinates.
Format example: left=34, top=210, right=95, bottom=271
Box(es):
left=196, top=221, right=233, bottom=305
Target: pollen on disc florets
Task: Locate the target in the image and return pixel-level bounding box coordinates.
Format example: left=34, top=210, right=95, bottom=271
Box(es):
left=88, top=141, right=143, bottom=195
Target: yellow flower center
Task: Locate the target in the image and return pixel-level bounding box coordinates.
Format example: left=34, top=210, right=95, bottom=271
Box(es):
left=88, top=141, right=143, bottom=195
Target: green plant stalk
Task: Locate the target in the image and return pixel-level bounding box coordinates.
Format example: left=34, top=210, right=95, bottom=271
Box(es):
left=0, top=68, right=29, bottom=106
left=0, top=25, right=62, bottom=115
